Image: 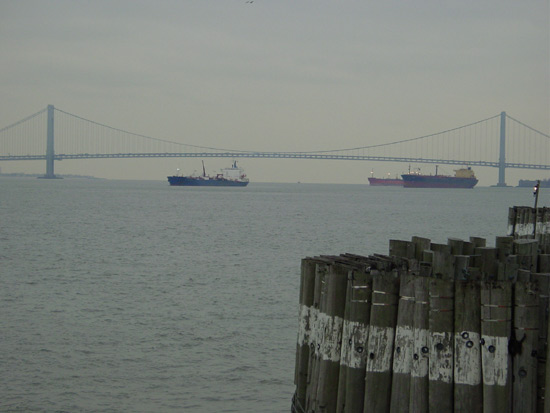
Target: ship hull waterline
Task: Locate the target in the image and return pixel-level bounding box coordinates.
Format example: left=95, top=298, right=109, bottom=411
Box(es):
left=401, top=175, right=478, bottom=189
left=167, top=176, right=249, bottom=187
left=368, top=178, right=404, bottom=186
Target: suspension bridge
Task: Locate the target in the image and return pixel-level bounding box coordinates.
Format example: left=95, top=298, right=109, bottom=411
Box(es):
left=1, top=104, right=549, bottom=185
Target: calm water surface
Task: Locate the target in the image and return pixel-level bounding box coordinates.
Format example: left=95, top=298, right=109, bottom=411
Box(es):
left=1, top=178, right=543, bottom=412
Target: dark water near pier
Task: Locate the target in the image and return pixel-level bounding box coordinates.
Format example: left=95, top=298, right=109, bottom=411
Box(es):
left=1, top=178, right=544, bottom=412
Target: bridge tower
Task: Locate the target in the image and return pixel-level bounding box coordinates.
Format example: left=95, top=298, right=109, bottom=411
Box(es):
left=42, top=104, right=57, bottom=179
left=497, top=111, right=507, bottom=186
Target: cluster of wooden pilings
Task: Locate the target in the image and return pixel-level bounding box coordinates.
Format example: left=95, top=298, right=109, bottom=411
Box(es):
left=292, top=207, right=550, bottom=412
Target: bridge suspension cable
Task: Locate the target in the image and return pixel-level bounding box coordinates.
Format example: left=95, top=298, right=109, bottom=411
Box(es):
left=0, top=107, right=47, bottom=134
left=53, top=107, right=258, bottom=154
left=1, top=105, right=549, bottom=184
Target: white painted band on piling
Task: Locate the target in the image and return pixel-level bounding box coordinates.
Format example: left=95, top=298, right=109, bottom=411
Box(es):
left=411, top=328, right=429, bottom=378
left=393, top=325, right=414, bottom=374
left=340, top=320, right=369, bottom=369
left=366, top=325, right=395, bottom=373
left=297, top=305, right=344, bottom=362
left=454, top=331, right=481, bottom=385
left=297, top=304, right=312, bottom=347
left=340, top=320, right=352, bottom=367
left=481, top=336, right=509, bottom=386
left=318, top=312, right=344, bottom=362
left=510, top=222, right=550, bottom=237
left=429, top=331, right=453, bottom=384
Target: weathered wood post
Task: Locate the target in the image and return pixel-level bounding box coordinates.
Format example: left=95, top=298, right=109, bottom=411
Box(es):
left=337, top=267, right=372, bottom=412
left=454, top=280, right=482, bottom=412
left=412, top=236, right=431, bottom=262
left=294, top=258, right=318, bottom=410
left=531, top=272, right=550, bottom=412
left=315, top=262, right=348, bottom=412
left=305, top=261, right=329, bottom=411
left=389, top=273, right=416, bottom=412
left=496, top=236, right=514, bottom=261
left=470, top=237, right=487, bottom=248
left=409, top=276, right=430, bottom=413
left=546, top=290, right=550, bottom=413
left=481, top=281, right=512, bottom=412
left=389, top=239, right=415, bottom=260
left=363, top=272, right=400, bottom=412
left=448, top=237, right=465, bottom=255
left=514, top=239, right=539, bottom=272
left=428, top=277, right=455, bottom=412
left=512, top=281, right=539, bottom=412
left=477, top=247, right=498, bottom=281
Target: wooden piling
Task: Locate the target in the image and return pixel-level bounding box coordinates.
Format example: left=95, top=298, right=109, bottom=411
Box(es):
left=514, top=239, right=539, bottom=272
left=389, top=274, right=416, bottom=413
left=538, top=254, right=550, bottom=272
left=412, top=236, right=431, bottom=262
left=294, top=258, right=318, bottom=410
left=546, top=294, right=550, bottom=413
left=512, top=281, right=539, bottom=412
left=409, top=276, right=430, bottom=413
left=477, top=247, right=499, bottom=280
left=462, top=240, right=475, bottom=256
left=532, top=272, right=550, bottom=412
left=480, top=281, right=512, bottom=413
left=496, top=236, right=514, bottom=261
left=448, top=237, right=465, bottom=255
left=470, top=237, right=487, bottom=248
left=363, top=272, right=400, bottom=412
left=389, top=239, right=415, bottom=260
left=336, top=268, right=372, bottom=412
left=432, top=249, right=452, bottom=279
left=453, top=255, right=470, bottom=280
left=454, top=280, right=482, bottom=413
left=428, top=277, right=455, bottom=412
left=305, top=261, right=329, bottom=411
left=315, top=262, right=349, bottom=412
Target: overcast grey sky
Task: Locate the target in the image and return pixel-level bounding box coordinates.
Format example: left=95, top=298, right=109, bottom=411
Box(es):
left=1, top=0, right=548, bottom=184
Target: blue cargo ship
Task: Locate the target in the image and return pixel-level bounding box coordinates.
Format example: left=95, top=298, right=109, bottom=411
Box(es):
left=168, top=161, right=249, bottom=187
left=401, top=166, right=478, bottom=188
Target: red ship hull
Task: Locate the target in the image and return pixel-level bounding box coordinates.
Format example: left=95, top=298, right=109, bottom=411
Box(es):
left=368, top=177, right=404, bottom=186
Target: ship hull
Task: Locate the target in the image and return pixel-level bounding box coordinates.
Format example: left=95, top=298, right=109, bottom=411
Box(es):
left=401, top=174, right=478, bottom=188
left=168, top=176, right=249, bottom=186
left=368, top=177, right=403, bottom=186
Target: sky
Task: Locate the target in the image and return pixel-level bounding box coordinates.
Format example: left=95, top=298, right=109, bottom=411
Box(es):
left=0, top=0, right=548, bottom=185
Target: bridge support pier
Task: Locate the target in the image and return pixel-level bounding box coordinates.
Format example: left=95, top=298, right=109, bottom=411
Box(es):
left=40, top=104, right=59, bottom=179
left=496, top=111, right=507, bottom=187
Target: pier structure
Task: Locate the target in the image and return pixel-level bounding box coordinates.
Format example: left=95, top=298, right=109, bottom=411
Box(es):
left=292, top=206, right=550, bottom=412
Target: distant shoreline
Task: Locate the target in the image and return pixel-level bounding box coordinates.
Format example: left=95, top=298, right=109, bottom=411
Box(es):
left=0, top=172, right=102, bottom=179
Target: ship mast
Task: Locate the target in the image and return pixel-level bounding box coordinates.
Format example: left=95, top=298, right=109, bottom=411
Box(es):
left=202, top=160, right=206, bottom=177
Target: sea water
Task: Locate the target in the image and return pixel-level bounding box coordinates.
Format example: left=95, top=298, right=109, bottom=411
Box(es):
left=1, top=178, right=543, bottom=412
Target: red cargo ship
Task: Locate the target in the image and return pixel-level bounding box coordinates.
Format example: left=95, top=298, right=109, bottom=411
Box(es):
left=368, top=171, right=404, bottom=186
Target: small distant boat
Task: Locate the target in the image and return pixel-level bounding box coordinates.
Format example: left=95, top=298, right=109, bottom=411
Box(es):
left=168, top=161, right=249, bottom=187
left=368, top=171, right=404, bottom=186
left=401, top=166, right=478, bottom=189
left=518, top=179, right=550, bottom=188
